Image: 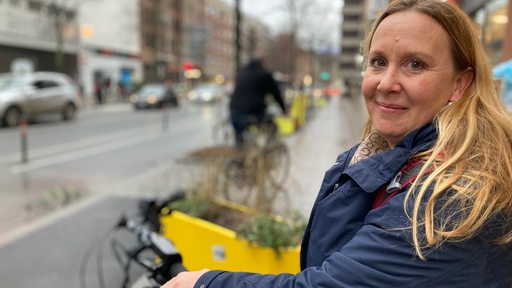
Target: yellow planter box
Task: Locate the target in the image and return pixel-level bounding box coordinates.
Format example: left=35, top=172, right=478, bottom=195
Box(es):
left=160, top=211, right=300, bottom=274
left=274, top=115, right=296, bottom=136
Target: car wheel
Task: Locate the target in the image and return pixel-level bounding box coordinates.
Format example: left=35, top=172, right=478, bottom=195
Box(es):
left=62, top=103, right=76, bottom=120
left=3, top=106, right=21, bottom=127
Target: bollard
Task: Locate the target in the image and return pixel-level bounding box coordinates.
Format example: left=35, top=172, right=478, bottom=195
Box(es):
left=19, top=115, right=28, bottom=163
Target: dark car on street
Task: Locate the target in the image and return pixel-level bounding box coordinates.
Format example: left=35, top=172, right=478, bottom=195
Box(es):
left=130, top=83, right=179, bottom=110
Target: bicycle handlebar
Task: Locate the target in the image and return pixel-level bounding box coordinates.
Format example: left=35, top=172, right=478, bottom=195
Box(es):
left=116, top=215, right=187, bottom=285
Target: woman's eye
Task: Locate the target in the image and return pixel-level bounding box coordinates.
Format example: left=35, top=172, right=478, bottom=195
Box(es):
left=408, top=59, right=425, bottom=70
left=369, top=58, right=386, bottom=68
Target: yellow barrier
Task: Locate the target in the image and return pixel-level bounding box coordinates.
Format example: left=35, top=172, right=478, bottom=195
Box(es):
left=290, top=93, right=307, bottom=128
left=160, top=211, right=300, bottom=274
left=274, top=115, right=296, bottom=136
left=273, top=93, right=308, bottom=136
left=314, top=97, right=329, bottom=107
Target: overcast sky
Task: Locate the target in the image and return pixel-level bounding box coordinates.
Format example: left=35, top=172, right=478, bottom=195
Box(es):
left=220, top=0, right=342, bottom=51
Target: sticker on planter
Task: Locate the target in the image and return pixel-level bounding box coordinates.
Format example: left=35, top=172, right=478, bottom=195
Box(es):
left=212, top=245, right=226, bottom=261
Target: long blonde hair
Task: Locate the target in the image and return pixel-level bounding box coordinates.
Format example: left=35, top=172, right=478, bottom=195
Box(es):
left=361, top=0, right=512, bottom=258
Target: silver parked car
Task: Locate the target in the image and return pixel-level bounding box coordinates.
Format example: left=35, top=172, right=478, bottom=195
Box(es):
left=187, top=83, right=226, bottom=104
left=0, top=72, right=81, bottom=127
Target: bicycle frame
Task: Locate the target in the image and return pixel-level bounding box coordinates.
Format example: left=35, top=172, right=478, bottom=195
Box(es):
left=111, top=214, right=186, bottom=288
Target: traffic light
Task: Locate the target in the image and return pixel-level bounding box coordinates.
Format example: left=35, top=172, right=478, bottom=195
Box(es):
left=182, top=62, right=194, bottom=71
left=320, top=71, right=330, bottom=81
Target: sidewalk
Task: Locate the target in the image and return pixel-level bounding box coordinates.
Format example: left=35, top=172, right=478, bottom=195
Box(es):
left=281, top=95, right=367, bottom=215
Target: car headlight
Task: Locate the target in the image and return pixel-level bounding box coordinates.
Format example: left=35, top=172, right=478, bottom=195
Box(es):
left=202, top=92, right=212, bottom=101
left=313, top=89, right=323, bottom=98
left=147, top=95, right=157, bottom=105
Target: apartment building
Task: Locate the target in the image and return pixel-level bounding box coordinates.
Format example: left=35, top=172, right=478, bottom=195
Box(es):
left=79, top=0, right=142, bottom=104
left=241, top=15, right=272, bottom=66
left=140, top=0, right=183, bottom=83
left=339, top=0, right=365, bottom=94
left=204, top=0, right=234, bottom=82
left=180, top=0, right=270, bottom=83
left=0, top=0, right=79, bottom=77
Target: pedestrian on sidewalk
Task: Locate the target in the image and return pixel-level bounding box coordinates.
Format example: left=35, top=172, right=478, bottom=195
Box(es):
left=162, top=1, right=512, bottom=287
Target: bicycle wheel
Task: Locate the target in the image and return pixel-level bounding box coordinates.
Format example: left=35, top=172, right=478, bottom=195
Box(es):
left=258, top=141, right=290, bottom=210
left=212, top=119, right=235, bottom=146
left=214, top=119, right=291, bottom=212
left=263, top=141, right=290, bottom=188
left=217, top=154, right=254, bottom=206
left=232, top=143, right=290, bottom=213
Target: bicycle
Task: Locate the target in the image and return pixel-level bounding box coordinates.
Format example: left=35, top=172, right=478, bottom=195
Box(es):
left=212, top=114, right=291, bottom=213
left=80, top=195, right=187, bottom=288
left=112, top=215, right=186, bottom=287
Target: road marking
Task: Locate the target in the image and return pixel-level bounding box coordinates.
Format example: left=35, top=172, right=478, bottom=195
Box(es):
left=10, top=120, right=202, bottom=174
left=0, top=114, right=203, bottom=166
left=0, top=126, right=157, bottom=165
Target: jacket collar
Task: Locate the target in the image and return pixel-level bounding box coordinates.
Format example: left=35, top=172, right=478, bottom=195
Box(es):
left=344, top=122, right=437, bottom=193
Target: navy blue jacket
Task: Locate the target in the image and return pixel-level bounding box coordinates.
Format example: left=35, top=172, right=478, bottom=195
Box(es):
left=194, top=123, right=512, bottom=287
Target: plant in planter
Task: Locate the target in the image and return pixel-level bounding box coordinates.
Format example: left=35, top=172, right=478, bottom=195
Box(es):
left=159, top=144, right=305, bottom=273
left=157, top=185, right=307, bottom=273
left=162, top=194, right=307, bottom=256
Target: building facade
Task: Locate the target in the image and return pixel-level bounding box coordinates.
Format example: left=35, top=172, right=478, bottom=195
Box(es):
left=204, top=0, right=234, bottom=82
left=0, top=0, right=79, bottom=77
left=140, top=0, right=183, bottom=84
left=339, top=0, right=365, bottom=94
left=181, top=0, right=206, bottom=80
left=79, top=0, right=142, bottom=104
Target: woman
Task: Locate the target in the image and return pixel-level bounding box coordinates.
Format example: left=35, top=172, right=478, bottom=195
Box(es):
left=163, top=0, right=512, bottom=287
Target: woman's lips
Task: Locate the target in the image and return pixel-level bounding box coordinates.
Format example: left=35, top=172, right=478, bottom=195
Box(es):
left=377, top=102, right=407, bottom=112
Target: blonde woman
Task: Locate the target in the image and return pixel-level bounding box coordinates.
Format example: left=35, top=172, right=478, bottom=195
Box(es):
left=163, top=1, right=512, bottom=287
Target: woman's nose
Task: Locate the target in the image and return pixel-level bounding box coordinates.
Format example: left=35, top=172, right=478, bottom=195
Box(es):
left=377, top=67, right=401, bottom=93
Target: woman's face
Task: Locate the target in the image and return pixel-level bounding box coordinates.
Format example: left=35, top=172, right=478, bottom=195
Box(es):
left=362, top=11, right=468, bottom=147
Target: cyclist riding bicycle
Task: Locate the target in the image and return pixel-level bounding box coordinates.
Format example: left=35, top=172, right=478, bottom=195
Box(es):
left=229, top=57, right=288, bottom=148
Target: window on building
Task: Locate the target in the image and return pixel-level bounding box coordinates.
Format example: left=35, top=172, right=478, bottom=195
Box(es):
left=28, top=0, right=42, bottom=11
left=340, top=62, right=356, bottom=69
left=344, top=0, right=360, bottom=5
left=344, top=14, right=361, bottom=21
left=343, top=47, right=359, bottom=54
left=344, top=31, right=359, bottom=38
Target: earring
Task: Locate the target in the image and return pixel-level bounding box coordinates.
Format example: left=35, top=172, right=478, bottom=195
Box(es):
left=447, top=101, right=453, bottom=106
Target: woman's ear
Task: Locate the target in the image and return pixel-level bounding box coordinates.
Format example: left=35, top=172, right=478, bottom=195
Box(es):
left=449, top=67, right=474, bottom=102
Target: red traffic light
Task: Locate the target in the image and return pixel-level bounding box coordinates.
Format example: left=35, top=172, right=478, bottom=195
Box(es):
left=182, top=62, right=194, bottom=70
